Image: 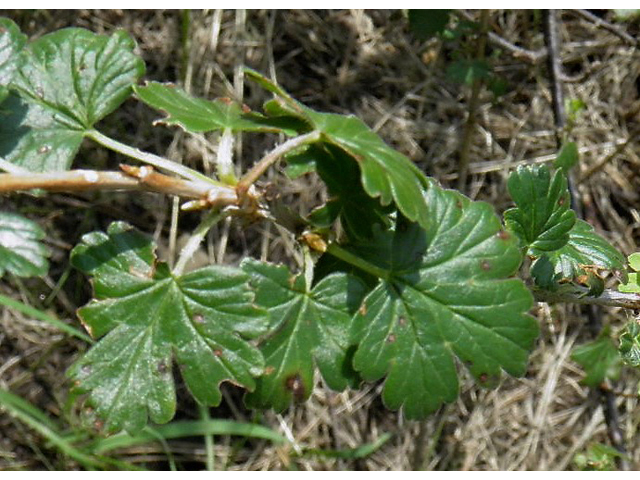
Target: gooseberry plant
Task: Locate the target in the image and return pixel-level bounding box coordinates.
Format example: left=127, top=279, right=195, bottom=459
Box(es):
left=1, top=20, right=639, bottom=435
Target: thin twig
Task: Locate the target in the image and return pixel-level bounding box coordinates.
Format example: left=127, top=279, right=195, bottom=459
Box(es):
left=457, top=10, right=489, bottom=192
left=572, top=9, right=639, bottom=46
left=544, top=10, right=567, bottom=142
left=533, top=287, right=640, bottom=310
left=457, top=10, right=547, bottom=64
left=579, top=130, right=640, bottom=183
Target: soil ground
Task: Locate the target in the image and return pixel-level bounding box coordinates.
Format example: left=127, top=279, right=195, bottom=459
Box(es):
left=0, top=9, right=639, bottom=470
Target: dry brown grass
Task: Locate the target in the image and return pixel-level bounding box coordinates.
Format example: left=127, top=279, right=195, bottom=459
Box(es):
left=0, top=9, right=638, bottom=470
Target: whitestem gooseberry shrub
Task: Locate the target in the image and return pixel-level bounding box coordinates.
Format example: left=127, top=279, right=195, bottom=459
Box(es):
left=1, top=19, right=639, bottom=435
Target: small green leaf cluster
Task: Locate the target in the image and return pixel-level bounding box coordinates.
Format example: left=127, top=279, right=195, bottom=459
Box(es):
left=618, top=320, right=640, bottom=369
left=574, top=442, right=627, bottom=471
left=504, top=162, right=624, bottom=295
left=406, top=10, right=508, bottom=97
left=618, top=253, right=640, bottom=293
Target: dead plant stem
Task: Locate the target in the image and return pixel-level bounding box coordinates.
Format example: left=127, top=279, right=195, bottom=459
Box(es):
left=457, top=10, right=489, bottom=192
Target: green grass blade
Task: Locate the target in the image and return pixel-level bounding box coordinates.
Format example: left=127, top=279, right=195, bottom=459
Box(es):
left=91, top=419, right=288, bottom=454
left=0, top=293, right=93, bottom=343
left=302, top=432, right=392, bottom=460
left=0, top=388, right=105, bottom=469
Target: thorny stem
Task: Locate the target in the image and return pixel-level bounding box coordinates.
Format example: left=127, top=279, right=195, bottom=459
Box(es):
left=86, top=129, right=217, bottom=185
left=236, top=130, right=321, bottom=195
left=173, top=209, right=227, bottom=276
left=0, top=168, right=228, bottom=201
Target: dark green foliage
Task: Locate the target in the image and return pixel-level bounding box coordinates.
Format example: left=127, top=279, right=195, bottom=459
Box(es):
left=504, top=164, right=576, bottom=255
left=0, top=212, right=49, bottom=277
left=0, top=27, right=144, bottom=171
left=407, top=10, right=452, bottom=39
left=69, top=222, right=268, bottom=434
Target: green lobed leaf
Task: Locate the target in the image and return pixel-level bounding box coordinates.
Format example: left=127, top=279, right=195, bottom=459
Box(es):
left=571, top=330, right=621, bottom=387
left=12, top=28, right=145, bottom=127
left=0, top=27, right=144, bottom=171
left=0, top=93, right=85, bottom=171
left=133, top=81, right=292, bottom=134
left=545, top=220, right=625, bottom=280
left=0, top=18, right=27, bottom=102
left=68, top=222, right=267, bottom=434
left=241, top=258, right=367, bottom=411
left=349, top=185, right=537, bottom=419
left=0, top=211, right=49, bottom=277
left=504, top=164, right=576, bottom=255
left=245, top=68, right=431, bottom=230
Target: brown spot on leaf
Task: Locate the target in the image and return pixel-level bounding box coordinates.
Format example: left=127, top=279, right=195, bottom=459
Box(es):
left=242, top=103, right=251, bottom=113
left=193, top=314, right=205, bottom=325
left=479, top=373, right=489, bottom=383
left=285, top=373, right=306, bottom=402
left=386, top=333, right=396, bottom=343
left=264, top=365, right=275, bottom=375
left=480, top=260, right=491, bottom=271
left=157, top=361, right=168, bottom=374
left=38, top=145, right=51, bottom=154
left=214, top=349, right=223, bottom=357
left=94, top=419, right=104, bottom=431
left=220, top=97, right=233, bottom=105
left=558, top=197, right=566, bottom=206
left=397, top=316, right=406, bottom=327
left=358, top=302, right=368, bottom=316
left=497, top=230, right=510, bottom=240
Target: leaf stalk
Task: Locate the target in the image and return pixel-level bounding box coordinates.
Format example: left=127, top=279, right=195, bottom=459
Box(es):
left=86, top=129, right=217, bottom=185
left=325, top=243, right=390, bottom=281
left=236, top=130, right=321, bottom=195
